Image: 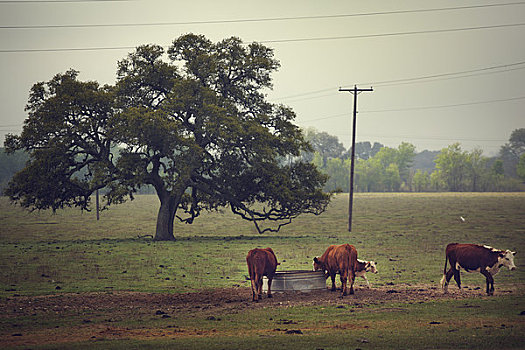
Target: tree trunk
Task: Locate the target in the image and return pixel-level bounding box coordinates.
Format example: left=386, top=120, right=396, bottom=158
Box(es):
left=154, top=194, right=177, bottom=241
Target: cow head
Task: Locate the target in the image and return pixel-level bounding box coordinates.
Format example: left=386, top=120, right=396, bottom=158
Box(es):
left=366, top=261, right=378, bottom=274
left=498, top=250, right=517, bottom=271
left=313, top=257, right=324, bottom=271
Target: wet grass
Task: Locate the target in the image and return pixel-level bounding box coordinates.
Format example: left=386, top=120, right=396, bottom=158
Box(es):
left=1, top=193, right=524, bottom=348
left=30, top=296, right=525, bottom=350
left=1, top=193, right=524, bottom=296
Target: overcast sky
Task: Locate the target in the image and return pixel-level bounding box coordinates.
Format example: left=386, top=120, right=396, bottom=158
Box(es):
left=1, top=0, right=524, bottom=156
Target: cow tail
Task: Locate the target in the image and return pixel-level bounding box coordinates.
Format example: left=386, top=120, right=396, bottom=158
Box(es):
left=440, top=253, right=448, bottom=289
left=247, top=257, right=254, bottom=281
left=443, top=253, right=448, bottom=276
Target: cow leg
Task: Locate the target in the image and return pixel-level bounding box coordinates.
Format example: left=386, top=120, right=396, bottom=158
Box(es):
left=330, top=273, right=336, bottom=291
left=452, top=268, right=461, bottom=290
left=250, top=277, right=258, bottom=302
left=362, top=275, right=370, bottom=288
left=349, top=270, right=355, bottom=295
left=441, top=268, right=454, bottom=293
left=348, top=275, right=355, bottom=295
left=340, top=273, right=348, bottom=296
left=257, top=275, right=263, bottom=300
left=267, top=277, right=273, bottom=298
left=481, top=270, right=494, bottom=295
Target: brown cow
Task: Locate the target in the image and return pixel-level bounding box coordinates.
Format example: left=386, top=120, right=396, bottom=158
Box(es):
left=313, top=244, right=358, bottom=296
left=246, top=247, right=279, bottom=302
left=440, top=243, right=516, bottom=295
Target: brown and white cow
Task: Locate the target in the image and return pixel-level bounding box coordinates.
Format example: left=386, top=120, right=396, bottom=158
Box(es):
left=440, top=243, right=516, bottom=296
left=355, top=259, right=378, bottom=288
left=313, top=244, right=358, bottom=296
left=246, top=247, right=279, bottom=302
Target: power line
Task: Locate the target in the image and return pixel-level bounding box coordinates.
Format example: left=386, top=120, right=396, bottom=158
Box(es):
left=273, top=60, right=525, bottom=101
left=0, top=124, right=23, bottom=128
left=0, top=45, right=136, bottom=53
left=298, top=113, right=348, bottom=123
left=1, top=21, right=524, bottom=53
left=0, top=0, right=133, bottom=3
left=366, top=66, right=525, bottom=88
left=333, top=133, right=508, bottom=143
left=274, top=91, right=336, bottom=104
left=361, top=96, right=525, bottom=114
left=300, top=96, right=525, bottom=123
left=357, top=62, right=525, bottom=88
left=260, top=22, right=525, bottom=44
left=2, top=2, right=524, bottom=29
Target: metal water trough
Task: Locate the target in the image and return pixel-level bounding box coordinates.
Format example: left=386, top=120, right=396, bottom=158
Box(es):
left=262, top=270, right=326, bottom=293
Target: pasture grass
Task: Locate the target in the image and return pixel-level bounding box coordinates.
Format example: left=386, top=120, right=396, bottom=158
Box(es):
left=1, top=193, right=524, bottom=349
left=1, top=193, right=523, bottom=296
left=29, top=296, right=525, bottom=349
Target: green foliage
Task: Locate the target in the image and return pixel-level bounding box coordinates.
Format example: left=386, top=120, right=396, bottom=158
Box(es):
left=353, top=141, right=384, bottom=160
left=0, top=149, right=28, bottom=195
left=498, top=128, right=525, bottom=178
left=303, top=129, right=524, bottom=193
left=413, top=169, right=430, bottom=192
left=434, top=143, right=468, bottom=191
left=4, top=34, right=330, bottom=240
left=311, top=137, right=523, bottom=193
left=316, top=142, right=415, bottom=193
left=303, top=128, right=345, bottom=165
left=324, top=157, right=348, bottom=192
left=433, top=144, right=522, bottom=192
left=517, top=154, right=525, bottom=181
left=492, top=159, right=505, bottom=176
left=4, top=70, right=115, bottom=211
left=396, top=142, right=416, bottom=182
left=508, top=128, right=525, bottom=154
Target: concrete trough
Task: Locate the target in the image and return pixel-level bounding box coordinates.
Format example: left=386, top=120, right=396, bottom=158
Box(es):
left=262, top=270, right=326, bottom=293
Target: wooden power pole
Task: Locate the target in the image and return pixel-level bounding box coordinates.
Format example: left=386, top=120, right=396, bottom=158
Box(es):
left=339, top=85, right=373, bottom=232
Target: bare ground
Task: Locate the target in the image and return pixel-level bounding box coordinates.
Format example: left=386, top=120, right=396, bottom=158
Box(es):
left=1, top=283, right=522, bottom=348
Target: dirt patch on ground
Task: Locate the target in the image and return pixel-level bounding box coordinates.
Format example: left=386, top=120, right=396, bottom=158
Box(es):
left=1, top=284, right=521, bottom=348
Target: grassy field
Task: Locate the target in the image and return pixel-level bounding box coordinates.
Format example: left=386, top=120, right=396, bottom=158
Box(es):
left=0, top=193, right=524, bottom=349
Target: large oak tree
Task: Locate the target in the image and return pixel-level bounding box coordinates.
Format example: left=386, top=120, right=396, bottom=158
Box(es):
left=5, top=34, right=330, bottom=240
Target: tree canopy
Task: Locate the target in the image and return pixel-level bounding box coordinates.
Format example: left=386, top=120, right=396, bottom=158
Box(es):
left=499, top=128, right=525, bottom=177
left=4, top=34, right=330, bottom=241
left=303, top=128, right=345, bottom=166
left=5, top=70, right=114, bottom=211
left=306, top=129, right=524, bottom=193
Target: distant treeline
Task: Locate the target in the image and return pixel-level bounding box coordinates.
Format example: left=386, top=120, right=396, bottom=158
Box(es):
left=302, top=128, right=525, bottom=193
left=2, top=128, right=524, bottom=195
left=0, top=150, right=28, bottom=196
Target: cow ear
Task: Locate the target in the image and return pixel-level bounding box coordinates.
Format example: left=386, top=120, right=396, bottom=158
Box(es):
left=313, top=257, right=319, bottom=263
left=512, top=251, right=516, bottom=256
left=499, top=253, right=505, bottom=258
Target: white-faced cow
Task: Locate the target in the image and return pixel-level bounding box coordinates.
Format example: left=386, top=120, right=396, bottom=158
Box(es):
left=355, top=259, right=378, bottom=288
left=440, top=243, right=516, bottom=295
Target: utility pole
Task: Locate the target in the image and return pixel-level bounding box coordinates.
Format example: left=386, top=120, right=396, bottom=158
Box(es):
left=339, top=85, right=373, bottom=232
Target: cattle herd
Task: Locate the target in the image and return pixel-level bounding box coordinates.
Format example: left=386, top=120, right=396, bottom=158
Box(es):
left=246, top=243, right=516, bottom=302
